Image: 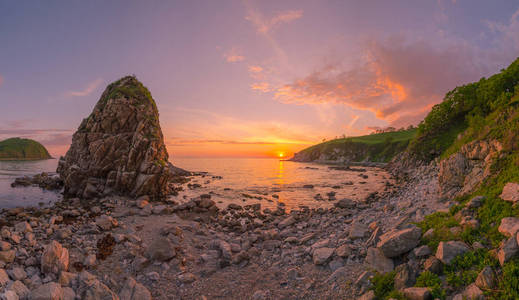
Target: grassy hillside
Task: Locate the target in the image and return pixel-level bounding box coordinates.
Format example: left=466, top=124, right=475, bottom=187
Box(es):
left=373, top=58, right=519, bottom=299
left=408, top=57, right=519, bottom=162
left=0, top=138, right=52, bottom=160
left=292, top=128, right=417, bottom=163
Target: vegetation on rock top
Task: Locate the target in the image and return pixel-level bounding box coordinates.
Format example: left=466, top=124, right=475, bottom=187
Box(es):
left=0, top=137, right=52, bottom=160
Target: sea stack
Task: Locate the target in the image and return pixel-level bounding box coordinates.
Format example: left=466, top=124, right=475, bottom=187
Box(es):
left=57, top=75, right=171, bottom=199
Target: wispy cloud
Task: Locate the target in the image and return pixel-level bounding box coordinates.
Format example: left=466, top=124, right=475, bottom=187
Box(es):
left=245, top=9, right=303, bottom=34
left=65, top=78, right=103, bottom=97
left=224, top=47, right=245, bottom=63
left=248, top=65, right=263, bottom=73
left=167, top=138, right=281, bottom=146
left=250, top=82, right=270, bottom=92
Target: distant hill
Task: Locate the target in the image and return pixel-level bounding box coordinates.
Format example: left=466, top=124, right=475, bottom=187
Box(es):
left=0, top=138, right=52, bottom=160
left=290, top=128, right=417, bottom=163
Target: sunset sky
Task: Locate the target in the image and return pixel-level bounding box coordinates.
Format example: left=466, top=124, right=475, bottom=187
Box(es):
left=1, top=1, right=519, bottom=158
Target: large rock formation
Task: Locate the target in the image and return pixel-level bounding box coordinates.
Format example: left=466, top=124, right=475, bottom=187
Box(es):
left=438, top=140, right=502, bottom=199
left=57, top=76, right=172, bottom=199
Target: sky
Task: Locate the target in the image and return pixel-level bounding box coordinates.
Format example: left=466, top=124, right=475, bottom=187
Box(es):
left=1, top=0, right=519, bottom=159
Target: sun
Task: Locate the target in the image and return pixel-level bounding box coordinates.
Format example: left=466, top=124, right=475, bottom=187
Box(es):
left=277, top=152, right=285, bottom=158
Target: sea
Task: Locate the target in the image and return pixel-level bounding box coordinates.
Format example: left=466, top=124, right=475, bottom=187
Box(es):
left=0, top=158, right=391, bottom=211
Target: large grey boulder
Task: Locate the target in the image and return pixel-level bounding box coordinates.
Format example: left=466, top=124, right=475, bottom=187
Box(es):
left=499, top=217, right=519, bottom=237
left=376, top=225, right=421, bottom=257
left=435, top=241, right=469, bottom=264
left=402, top=287, right=432, bottom=300
left=498, top=237, right=519, bottom=266
left=145, top=237, right=176, bottom=261
left=41, top=241, right=69, bottom=275
left=29, top=282, right=63, bottom=300
left=57, top=76, right=173, bottom=200
left=365, top=247, right=393, bottom=273
left=119, top=277, right=152, bottom=300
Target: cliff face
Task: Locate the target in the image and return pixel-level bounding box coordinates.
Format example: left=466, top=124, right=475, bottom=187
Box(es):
left=57, top=76, right=172, bottom=199
left=0, top=138, right=52, bottom=160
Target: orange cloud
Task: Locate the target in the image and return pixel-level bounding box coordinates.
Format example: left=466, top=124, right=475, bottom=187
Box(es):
left=275, top=37, right=487, bottom=127
left=224, top=47, right=245, bottom=63
left=248, top=65, right=263, bottom=73
left=251, top=82, right=270, bottom=92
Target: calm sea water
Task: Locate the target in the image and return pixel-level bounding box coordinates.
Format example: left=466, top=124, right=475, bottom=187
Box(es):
left=0, top=159, right=62, bottom=208
left=0, top=158, right=391, bottom=211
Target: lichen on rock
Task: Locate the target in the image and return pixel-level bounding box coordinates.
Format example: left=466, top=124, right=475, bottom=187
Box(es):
left=57, top=75, right=172, bottom=199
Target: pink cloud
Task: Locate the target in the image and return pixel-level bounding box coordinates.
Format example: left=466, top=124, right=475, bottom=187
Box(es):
left=275, top=36, right=488, bottom=127
left=246, top=9, right=303, bottom=34
left=224, top=47, right=245, bottom=63
left=65, top=78, right=103, bottom=97
left=251, top=82, right=270, bottom=92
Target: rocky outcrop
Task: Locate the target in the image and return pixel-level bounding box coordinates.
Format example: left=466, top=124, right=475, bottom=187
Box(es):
left=438, top=140, right=502, bottom=199
left=57, top=76, right=172, bottom=200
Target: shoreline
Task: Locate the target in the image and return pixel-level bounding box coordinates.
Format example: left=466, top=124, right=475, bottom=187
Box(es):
left=0, top=162, right=445, bottom=299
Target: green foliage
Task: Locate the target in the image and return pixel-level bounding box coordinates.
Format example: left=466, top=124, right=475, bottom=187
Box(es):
left=371, top=271, right=398, bottom=299
left=0, top=137, right=52, bottom=160
left=415, top=271, right=445, bottom=299
left=444, top=249, right=499, bottom=289
left=408, top=57, right=519, bottom=161
left=295, top=128, right=417, bottom=163
left=499, top=258, right=519, bottom=299
left=418, top=211, right=460, bottom=250
left=101, top=75, right=158, bottom=112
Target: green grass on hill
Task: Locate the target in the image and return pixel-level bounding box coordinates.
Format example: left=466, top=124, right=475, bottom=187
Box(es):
left=0, top=137, right=52, bottom=160
left=294, top=128, right=417, bottom=163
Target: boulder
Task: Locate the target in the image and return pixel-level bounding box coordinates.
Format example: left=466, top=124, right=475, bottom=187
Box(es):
left=41, top=241, right=69, bottom=275
left=0, top=269, right=8, bottom=286
left=499, top=217, right=519, bottom=237
left=278, top=216, right=296, bottom=229
left=394, top=263, right=417, bottom=290
left=462, top=283, right=484, bottom=300
left=498, top=237, right=519, bottom=266
left=95, top=215, right=118, bottom=231
left=119, top=277, right=152, bottom=300
left=402, top=287, right=432, bottom=300
left=1, top=291, right=18, bottom=300
left=475, top=266, right=496, bottom=290
left=376, top=225, right=421, bottom=257
left=77, top=271, right=118, bottom=300
left=365, top=247, right=393, bottom=274
left=0, top=250, right=15, bottom=263
left=423, top=256, right=443, bottom=274
left=29, top=282, right=63, bottom=300
left=335, top=198, right=355, bottom=209
left=501, top=182, right=519, bottom=202
left=349, top=221, right=368, bottom=239
left=435, top=241, right=469, bottom=264
left=10, top=280, right=29, bottom=299
left=57, top=76, right=173, bottom=200
left=335, top=244, right=351, bottom=258
left=145, top=237, right=176, bottom=261
left=312, top=248, right=334, bottom=265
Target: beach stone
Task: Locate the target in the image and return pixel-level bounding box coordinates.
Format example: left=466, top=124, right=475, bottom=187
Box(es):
left=376, top=225, right=421, bottom=257
left=365, top=247, right=393, bottom=274
left=467, top=196, right=485, bottom=208
left=336, top=244, right=351, bottom=257
left=498, top=237, right=519, bottom=266
left=278, top=216, right=296, bottom=229
left=358, top=290, right=375, bottom=300
left=349, top=221, right=368, bottom=239
left=0, top=242, right=11, bottom=251
left=146, top=237, right=176, bottom=261
left=0, top=251, right=15, bottom=263
left=10, top=280, right=29, bottom=299
left=412, top=245, right=431, bottom=257
left=403, top=287, right=432, bottom=300
left=119, top=277, right=152, bottom=300
left=313, top=248, right=335, bottom=265
left=95, top=215, right=117, bottom=231
left=1, top=291, right=18, bottom=300
left=335, top=198, right=355, bottom=209
left=41, top=241, right=69, bottom=275
left=8, top=268, right=26, bottom=281
left=462, top=283, right=484, bottom=300
left=29, top=282, right=63, bottom=300
left=475, top=266, right=496, bottom=290
left=499, top=217, right=519, bottom=237
left=394, top=263, right=417, bottom=290
left=14, top=222, right=32, bottom=233
left=501, top=182, right=519, bottom=202
left=57, top=76, right=175, bottom=200
left=435, top=241, right=469, bottom=264
left=0, top=269, right=9, bottom=286
left=77, top=271, right=118, bottom=300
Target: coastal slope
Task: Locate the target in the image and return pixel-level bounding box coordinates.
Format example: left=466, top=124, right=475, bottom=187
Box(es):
left=0, top=137, right=52, bottom=160
left=291, top=128, right=417, bottom=163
